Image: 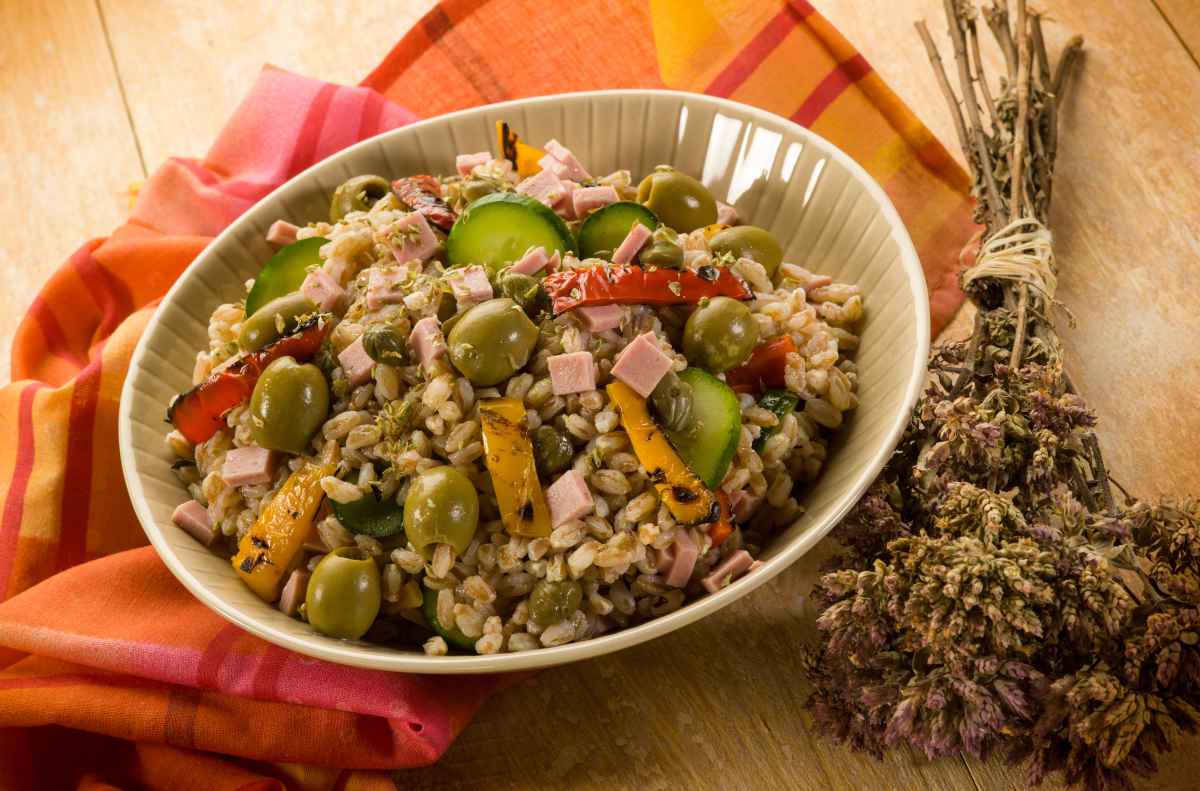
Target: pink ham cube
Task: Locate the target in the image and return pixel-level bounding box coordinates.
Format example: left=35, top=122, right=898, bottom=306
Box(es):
left=172, top=500, right=218, bottom=547
left=555, top=180, right=579, bottom=220
left=571, top=185, right=618, bottom=219
left=701, top=550, right=755, bottom=593
left=541, top=139, right=592, bottom=181
left=716, top=201, right=738, bottom=226
left=511, top=246, right=549, bottom=276
left=446, top=265, right=493, bottom=307
left=455, top=151, right=491, bottom=176
left=366, top=267, right=408, bottom=310
left=664, top=528, right=699, bottom=587
left=338, top=336, right=375, bottom=386
left=300, top=267, right=346, bottom=313
left=546, top=470, right=595, bottom=527
left=387, top=211, right=439, bottom=264
left=610, top=332, right=674, bottom=398
left=573, top=304, right=622, bottom=333
left=548, top=351, right=596, bottom=395
left=265, top=220, right=300, bottom=247
left=728, top=489, right=763, bottom=523
left=610, top=222, right=652, bottom=265
left=222, top=446, right=277, bottom=487
left=516, top=168, right=568, bottom=209
left=408, top=316, right=447, bottom=370
left=278, top=569, right=311, bottom=616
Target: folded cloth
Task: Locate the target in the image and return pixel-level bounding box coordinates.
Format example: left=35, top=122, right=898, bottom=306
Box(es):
left=0, top=1, right=977, bottom=788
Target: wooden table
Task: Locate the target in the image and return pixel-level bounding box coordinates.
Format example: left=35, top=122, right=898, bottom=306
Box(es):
left=5, top=2, right=1199, bottom=789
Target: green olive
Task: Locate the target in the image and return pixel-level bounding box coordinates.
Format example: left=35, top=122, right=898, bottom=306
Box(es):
left=708, top=225, right=784, bottom=281
left=528, top=579, right=583, bottom=626
left=682, top=296, right=760, bottom=373
left=238, top=292, right=317, bottom=352
left=532, top=425, right=574, bottom=477
left=497, top=270, right=550, bottom=318
left=446, top=298, right=539, bottom=386
left=330, top=175, right=391, bottom=222
left=403, top=466, right=479, bottom=556
left=649, top=371, right=694, bottom=434
left=362, top=323, right=408, bottom=365
left=636, top=167, right=717, bottom=232
left=250, top=356, right=330, bottom=454
left=305, top=547, right=381, bottom=640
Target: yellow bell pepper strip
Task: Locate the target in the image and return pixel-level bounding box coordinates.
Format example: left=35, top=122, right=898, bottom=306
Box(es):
left=497, top=121, right=547, bottom=178
left=479, top=398, right=552, bottom=537
left=606, top=381, right=717, bottom=525
left=232, top=462, right=335, bottom=601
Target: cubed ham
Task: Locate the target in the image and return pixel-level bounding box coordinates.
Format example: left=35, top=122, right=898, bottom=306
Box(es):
left=548, top=351, right=596, bottom=395
left=300, top=267, right=346, bottom=313
left=573, top=304, right=622, bottom=333
left=701, top=550, right=755, bottom=593
left=511, top=246, right=549, bottom=276
left=541, top=139, right=592, bottom=181
left=387, top=211, right=439, bottom=264
left=610, top=222, right=653, bottom=265
left=408, top=316, right=447, bottom=370
left=338, top=336, right=375, bottom=386
left=664, top=528, right=699, bottom=587
left=716, top=201, right=738, bottom=226
left=610, top=332, right=674, bottom=397
left=555, top=180, right=579, bottom=221
left=516, top=168, right=569, bottom=209
left=266, top=220, right=300, bottom=247
left=366, top=267, right=408, bottom=310
left=455, top=151, right=491, bottom=176
left=172, top=500, right=217, bottom=547
left=446, top=265, right=493, bottom=307
left=222, top=446, right=277, bottom=487
left=571, top=185, right=618, bottom=219
left=728, top=489, right=763, bottom=523
left=278, top=569, right=310, bottom=616
left=546, top=470, right=594, bottom=527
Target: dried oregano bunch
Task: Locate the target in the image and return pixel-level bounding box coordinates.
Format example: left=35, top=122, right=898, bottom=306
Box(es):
left=805, top=2, right=1200, bottom=790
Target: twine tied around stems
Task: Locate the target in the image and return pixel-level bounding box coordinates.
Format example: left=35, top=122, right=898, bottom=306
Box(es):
left=962, top=218, right=1057, bottom=300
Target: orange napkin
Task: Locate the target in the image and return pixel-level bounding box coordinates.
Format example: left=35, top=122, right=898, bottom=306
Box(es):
left=0, top=1, right=977, bottom=788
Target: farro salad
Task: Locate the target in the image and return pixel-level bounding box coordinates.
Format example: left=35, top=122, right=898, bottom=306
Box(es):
left=165, top=126, right=864, bottom=655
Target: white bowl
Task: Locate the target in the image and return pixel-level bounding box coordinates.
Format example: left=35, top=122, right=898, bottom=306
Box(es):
left=119, top=89, right=929, bottom=673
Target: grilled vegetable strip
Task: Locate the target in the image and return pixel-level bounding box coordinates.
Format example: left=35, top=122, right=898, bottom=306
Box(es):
left=496, top=121, right=546, bottom=178
left=751, top=390, right=800, bottom=452
left=606, top=381, right=716, bottom=525
left=167, top=317, right=330, bottom=444
left=232, top=462, right=334, bottom=601
left=708, top=491, right=734, bottom=548
left=391, top=175, right=457, bottom=231
left=543, top=265, right=752, bottom=315
left=479, top=398, right=552, bottom=537
left=724, top=335, right=796, bottom=394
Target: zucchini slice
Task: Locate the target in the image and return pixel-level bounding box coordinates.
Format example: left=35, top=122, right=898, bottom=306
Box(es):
left=577, top=201, right=657, bottom=259
left=421, top=587, right=476, bottom=652
left=245, top=236, right=327, bottom=316
left=664, top=368, right=742, bottom=489
left=329, top=490, right=404, bottom=538
left=446, top=192, right=575, bottom=273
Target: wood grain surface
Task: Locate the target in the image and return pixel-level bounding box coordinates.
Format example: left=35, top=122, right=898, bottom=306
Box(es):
left=4, top=1, right=1199, bottom=789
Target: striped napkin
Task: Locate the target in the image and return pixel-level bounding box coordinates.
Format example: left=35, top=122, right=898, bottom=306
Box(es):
left=0, top=1, right=977, bottom=788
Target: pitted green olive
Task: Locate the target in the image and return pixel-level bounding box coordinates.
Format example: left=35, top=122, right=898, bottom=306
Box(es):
left=239, top=292, right=317, bottom=352
left=330, top=175, right=390, bottom=222
left=305, top=547, right=381, bottom=640
left=403, top=467, right=479, bottom=557
left=636, top=167, right=717, bottom=232
left=249, top=356, right=330, bottom=454
left=708, top=225, right=784, bottom=281
left=446, top=298, right=539, bottom=386
left=528, top=579, right=583, bottom=625
left=682, top=296, right=760, bottom=373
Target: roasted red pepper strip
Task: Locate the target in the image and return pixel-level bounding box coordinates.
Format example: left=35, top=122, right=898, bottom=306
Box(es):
left=725, top=335, right=797, bottom=394
left=709, top=491, right=734, bottom=548
left=543, top=265, right=751, bottom=315
left=392, top=175, right=457, bottom=232
left=167, top=317, right=331, bottom=444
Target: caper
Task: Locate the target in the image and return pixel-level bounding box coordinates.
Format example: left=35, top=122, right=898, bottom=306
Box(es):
left=238, top=292, right=317, bottom=351
left=528, top=579, right=583, bottom=626
left=362, top=323, right=408, bottom=365
left=640, top=238, right=684, bottom=270
left=533, top=425, right=575, bottom=477
left=330, top=175, right=391, bottom=222
left=461, top=178, right=498, bottom=204
left=498, top=270, right=550, bottom=318
left=649, top=371, right=695, bottom=433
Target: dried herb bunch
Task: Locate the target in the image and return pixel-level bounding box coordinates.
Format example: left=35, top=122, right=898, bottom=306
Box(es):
left=806, top=2, right=1200, bottom=790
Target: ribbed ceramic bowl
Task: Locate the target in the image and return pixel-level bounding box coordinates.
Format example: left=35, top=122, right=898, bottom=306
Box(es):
left=119, top=89, right=929, bottom=673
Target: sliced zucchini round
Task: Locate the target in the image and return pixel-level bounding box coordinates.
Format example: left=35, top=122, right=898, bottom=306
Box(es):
left=421, top=587, right=476, bottom=652
left=445, top=192, right=575, bottom=273
left=245, top=236, right=327, bottom=316
left=576, top=201, right=658, bottom=260
left=329, top=490, right=404, bottom=538
left=664, top=368, right=742, bottom=489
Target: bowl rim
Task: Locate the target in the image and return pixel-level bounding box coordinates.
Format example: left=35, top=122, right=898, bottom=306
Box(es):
left=119, top=88, right=930, bottom=673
